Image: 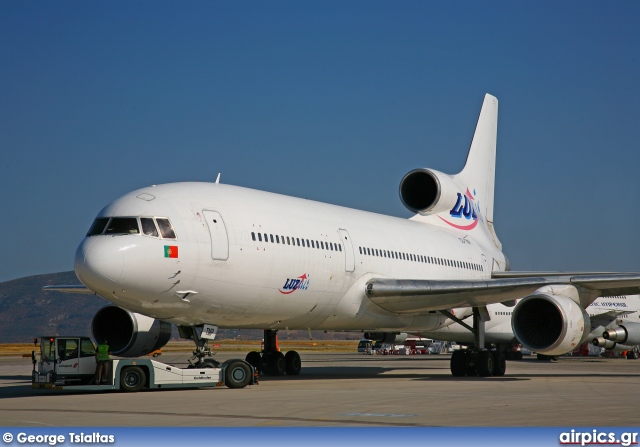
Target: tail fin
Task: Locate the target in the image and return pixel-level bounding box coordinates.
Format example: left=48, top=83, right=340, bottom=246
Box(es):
left=454, top=94, right=500, bottom=247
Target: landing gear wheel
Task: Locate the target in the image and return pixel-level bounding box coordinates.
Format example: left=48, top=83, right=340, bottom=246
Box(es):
left=199, top=358, right=221, bottom=368
left=627, top=351, right=639, bottom=360
left=492, top=351, right=506, bottom=376
left=223, top=360, right=252, bottom=389
left=263, top=351, right=286, bottom=376
left=475, top=351, right=494, bottom=377
left=284, top=351, right=301, bottom=375
left=120, top=366, right=146, bottom=392
left=245, top=351, right=262, bottom=374
left=450, top=350, right=467, bottom=377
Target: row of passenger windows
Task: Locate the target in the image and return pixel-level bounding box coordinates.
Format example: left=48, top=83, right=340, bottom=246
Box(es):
left=358, top=246, right=484, bottom=271
left=251, top=232, right=343, bottom=252
left=87, top=217, right=177, bottom=239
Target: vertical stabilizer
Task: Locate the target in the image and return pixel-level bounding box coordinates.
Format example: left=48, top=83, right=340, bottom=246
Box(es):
left=453, top=94, right=500, bottom=247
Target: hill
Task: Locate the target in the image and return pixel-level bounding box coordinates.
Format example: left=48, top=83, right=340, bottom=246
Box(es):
left=0, top=272, right=363, bottom=343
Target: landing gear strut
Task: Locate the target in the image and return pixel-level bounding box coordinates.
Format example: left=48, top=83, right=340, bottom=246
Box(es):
left=440, top=307, right=506, bottom=377
left=245, top=330, right=301, bottom=376
left=178, top=326, right=221, bottom=368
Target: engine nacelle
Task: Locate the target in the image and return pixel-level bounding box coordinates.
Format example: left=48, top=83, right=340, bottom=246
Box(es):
left=364, top=332, right=407, bottom=344
left=512, top=292, right=590, bottom=356
left=602, top=322, right=640, bottom=345
left=592, top=337, right=617, bottom=349
left=91, top=306, right=172, bottom=357
left=399, top=168, right=461, bottom=215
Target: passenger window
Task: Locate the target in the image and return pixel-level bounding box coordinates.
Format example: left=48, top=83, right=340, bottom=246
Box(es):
left=330, top=243, right=334, bottom=251
left=251, top=232, right=256, bottom=241
left=287, top=237, right=290, bottom=245
left=264, top=233, right=268, bottom=242
left=270, top=234, right=274, bottom=243
left=338, top=244, right=342, bottom=252
left=296, top=238, right=300, bottom=246
left=87, top=217, right=109, bottom=236
left=366, top=248, right=370, bottom=255
left=306, top=239, right=310, bottom=247
left=156, top=218, right=176, bottom=239
left=105, top=217, right=140, bottom=235
left=302, top=239, right=306, bottom=247
left=141, top=218, right=159, bottom=237
left=276, top=235, right=280, bottom=243
left=359, top=247, right=362, bottom=254
left=258, top=233, right=263, bottom=242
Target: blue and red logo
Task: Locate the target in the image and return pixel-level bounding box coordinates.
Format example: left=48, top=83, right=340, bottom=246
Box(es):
left=439, top=188, right=482, bottom=230
left=279, top=274, right=310, bottom=294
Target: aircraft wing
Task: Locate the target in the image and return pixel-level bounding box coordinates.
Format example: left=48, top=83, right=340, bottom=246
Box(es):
left=42, top=285, right=94, bottom=294
left=365, top=274, right=640, bottom=314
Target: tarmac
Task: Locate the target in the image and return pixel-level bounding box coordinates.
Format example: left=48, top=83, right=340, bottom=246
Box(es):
left=1, top=351, right=639, bottom=427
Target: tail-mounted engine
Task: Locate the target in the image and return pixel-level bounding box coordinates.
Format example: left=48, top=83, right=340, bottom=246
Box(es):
left=91, top=306, right=172, bottom=357
left=512, top=291, right=590, bottom=356
left=399, top=168, right=461, bottom=215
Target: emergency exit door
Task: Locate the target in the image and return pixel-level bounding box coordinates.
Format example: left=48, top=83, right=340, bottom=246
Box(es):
left=203, top=210, right=229, bottom=260
left=338, top=228, right=355, bottom=272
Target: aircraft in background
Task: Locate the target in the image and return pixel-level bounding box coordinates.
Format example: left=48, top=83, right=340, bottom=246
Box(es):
left=47, top=94, right=640, bottom=377
left=418, top=295, right=640, bottom=360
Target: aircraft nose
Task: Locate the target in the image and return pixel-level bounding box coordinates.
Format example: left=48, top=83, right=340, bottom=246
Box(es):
left=75, top=237, right=124, bottom=290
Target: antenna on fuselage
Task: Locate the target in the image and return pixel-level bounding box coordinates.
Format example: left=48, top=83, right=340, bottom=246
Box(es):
left=215, top=173, right=221, bottom=184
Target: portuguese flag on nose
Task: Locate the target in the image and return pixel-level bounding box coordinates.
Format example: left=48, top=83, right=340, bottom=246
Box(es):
left=164, top=245, right=178, bottom=258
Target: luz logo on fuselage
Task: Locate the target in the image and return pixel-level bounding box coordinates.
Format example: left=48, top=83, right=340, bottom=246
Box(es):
left=438, top=188, right=482, bottom=231
left=279, top=274, right=310, bottom=294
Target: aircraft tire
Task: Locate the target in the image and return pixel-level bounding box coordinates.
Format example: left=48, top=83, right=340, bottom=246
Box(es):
left=475, top=351, right=494, bottom=377
left=120, top=366, right=146, bottom=392
left=284, top=351, right=301, bottom=375
left=627, top=351, right=639, bottom=360
left=263, top=351, right=286, bottom=376
left=450, top=350, right=467, bottom=377
left=492, top=351, right=506, bottom=376
left=245, top=351, right=262, bottom=374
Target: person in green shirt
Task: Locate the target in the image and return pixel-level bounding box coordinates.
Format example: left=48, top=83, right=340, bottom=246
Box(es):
left=95, top=339, right=111, bottom=385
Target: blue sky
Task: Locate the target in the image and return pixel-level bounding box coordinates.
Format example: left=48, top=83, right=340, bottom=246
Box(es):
left=1, top=2, right=639, bottom=282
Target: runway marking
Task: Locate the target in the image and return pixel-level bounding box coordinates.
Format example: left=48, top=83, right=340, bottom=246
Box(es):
left=0, top=408, right=424, bottom=427
left=343, top=413, right=419, bottom=418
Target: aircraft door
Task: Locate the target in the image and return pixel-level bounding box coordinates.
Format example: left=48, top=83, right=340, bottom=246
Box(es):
left=338, top=229, right=355, bottom=272
left=203, top=210, right=229, bottom=261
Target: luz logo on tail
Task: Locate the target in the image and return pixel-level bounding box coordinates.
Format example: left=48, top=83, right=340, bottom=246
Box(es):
left=439, top=188, right=482, bottom=230
left=279, top=274, right=310, bottom=294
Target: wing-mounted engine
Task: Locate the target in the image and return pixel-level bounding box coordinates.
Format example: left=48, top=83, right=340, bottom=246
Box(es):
left=399, top=168, right=462, bottom=216
left=91, top=306, right=172, bottom=357
left=363, top=332, right=408, bottom=344
left=512, top=290, right=591, bottom=356
left=602, top=322, right=640, bottom=345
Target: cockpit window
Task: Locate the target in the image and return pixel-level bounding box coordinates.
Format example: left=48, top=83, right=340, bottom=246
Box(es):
left=140, top=218, right=159, bottom=237
left=156, top=218, right=176, bottom=239
left=104, top=217, right=140, bottom=235
left=87, top=218, right=109, bottom=236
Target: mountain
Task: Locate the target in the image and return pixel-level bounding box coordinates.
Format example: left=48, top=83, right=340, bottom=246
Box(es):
left=0, top=272, right=362, bottom=343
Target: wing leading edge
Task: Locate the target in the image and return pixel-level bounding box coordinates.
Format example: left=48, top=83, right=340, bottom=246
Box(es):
left=365, top=274, right=640, bottom=314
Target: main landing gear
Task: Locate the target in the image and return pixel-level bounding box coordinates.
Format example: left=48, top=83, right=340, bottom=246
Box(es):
left=440, top=307, right=506, bottom=377
left=245, top=330, right=301, bottom=376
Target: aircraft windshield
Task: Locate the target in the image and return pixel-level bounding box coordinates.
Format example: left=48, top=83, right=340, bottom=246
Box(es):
left=104, top=218, right=140, bottom=235
left=86, top=217, right=176, bottom=238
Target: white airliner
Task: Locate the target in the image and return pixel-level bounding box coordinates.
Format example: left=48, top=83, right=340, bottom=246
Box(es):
left=47, top=94, right=640, bottom=377
left=417, top=295, right=640, bottom=360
